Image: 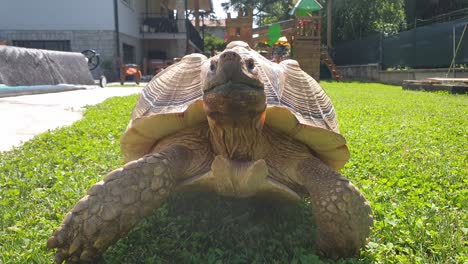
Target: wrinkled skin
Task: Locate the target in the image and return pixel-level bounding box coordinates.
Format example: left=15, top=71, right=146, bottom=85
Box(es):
left=47, top=48, right=372, bottom=263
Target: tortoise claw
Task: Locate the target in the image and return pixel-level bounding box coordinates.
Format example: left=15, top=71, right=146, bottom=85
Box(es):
left=47, top=236, right=59, bottom=249
left=54, top=252, right=66, bottom=264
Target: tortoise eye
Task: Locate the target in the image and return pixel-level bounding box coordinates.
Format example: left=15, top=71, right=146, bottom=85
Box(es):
left=210, top=61, right=217, bottom=72
left=247, top=59, right=255, bottom=70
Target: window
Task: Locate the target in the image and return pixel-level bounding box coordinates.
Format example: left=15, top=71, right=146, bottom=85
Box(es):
left=236, top=27, right=241, bottom=37
left=12, top=40, right=71, bottom=51
left=122, top=43, right=136, bottom=64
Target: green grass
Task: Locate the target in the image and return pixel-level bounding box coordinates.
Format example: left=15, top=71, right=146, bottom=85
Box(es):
left=0, top=82, right=466, bottom=263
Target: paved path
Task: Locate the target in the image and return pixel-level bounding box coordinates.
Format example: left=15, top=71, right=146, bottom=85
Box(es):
left=0, top=88, right=142, bottom=151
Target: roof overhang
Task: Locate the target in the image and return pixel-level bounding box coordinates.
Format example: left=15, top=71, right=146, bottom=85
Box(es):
left=167, top=0, right=213, bottom=12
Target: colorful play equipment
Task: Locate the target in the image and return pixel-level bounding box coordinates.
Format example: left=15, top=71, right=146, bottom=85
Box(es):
left=225, top=0, right=341, bottom=81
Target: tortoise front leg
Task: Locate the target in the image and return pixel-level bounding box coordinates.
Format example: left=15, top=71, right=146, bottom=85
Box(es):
left=47, top=145, right=210, bottom=263
left=298, top=156, right=373, bottom=259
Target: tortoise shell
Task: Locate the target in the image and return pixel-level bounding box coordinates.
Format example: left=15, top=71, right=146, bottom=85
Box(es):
left=120, top=41, right=349, bottom=171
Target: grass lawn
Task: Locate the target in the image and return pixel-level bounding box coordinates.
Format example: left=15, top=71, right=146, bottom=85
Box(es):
left=0, top=82, right=466, bottom=263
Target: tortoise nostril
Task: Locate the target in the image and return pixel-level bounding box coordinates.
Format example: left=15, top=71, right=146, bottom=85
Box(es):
left=221, top=51, right=238, bottom=61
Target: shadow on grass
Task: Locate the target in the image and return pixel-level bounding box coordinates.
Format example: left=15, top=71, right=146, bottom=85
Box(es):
left=104, top=192, right=373, bottom=264
left=104, top=192, right=318, bottom=263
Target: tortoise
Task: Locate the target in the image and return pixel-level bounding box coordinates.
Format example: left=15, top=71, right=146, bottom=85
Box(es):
left=47, top=41, right=372, bottom=263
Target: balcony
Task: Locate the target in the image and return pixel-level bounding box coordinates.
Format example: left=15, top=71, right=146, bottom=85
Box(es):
left=141, top=16, right=178, bottom=34
left=140, top=14, right=204, bottom=52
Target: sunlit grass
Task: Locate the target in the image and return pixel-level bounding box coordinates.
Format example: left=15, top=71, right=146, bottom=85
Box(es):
left=0, top=82, right=466, bottom=263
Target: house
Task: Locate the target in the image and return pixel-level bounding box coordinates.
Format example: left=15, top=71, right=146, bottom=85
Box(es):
left=0, top=0, right=213, bottom=79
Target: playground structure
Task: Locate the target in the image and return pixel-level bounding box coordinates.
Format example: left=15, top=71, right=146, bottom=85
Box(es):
left=225, top=6, right=341, bottom=82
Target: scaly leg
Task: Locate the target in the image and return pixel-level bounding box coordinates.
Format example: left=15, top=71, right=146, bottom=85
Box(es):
left=297, top=156, right=373, bottom=259
left=47, top=144, right=212, bottom=263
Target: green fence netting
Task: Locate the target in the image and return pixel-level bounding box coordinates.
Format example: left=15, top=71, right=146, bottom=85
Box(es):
left=333, top=17, right=468, bottom=69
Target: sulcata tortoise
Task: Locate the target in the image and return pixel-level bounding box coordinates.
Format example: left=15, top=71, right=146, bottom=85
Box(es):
left=47, top=41, right=372, bottom=262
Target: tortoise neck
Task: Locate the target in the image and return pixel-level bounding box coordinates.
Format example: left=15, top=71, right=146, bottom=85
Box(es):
left=207, top=112, right=266, bottom=161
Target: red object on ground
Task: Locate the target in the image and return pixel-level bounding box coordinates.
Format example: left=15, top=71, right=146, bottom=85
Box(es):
left=120, top=63, right=142, bottom=85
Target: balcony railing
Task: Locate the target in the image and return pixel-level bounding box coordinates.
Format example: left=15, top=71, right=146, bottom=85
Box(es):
left=141, top=15, right=178, bottom=33
left=140, top=14, right=204, bottom=52
left=186, top=19, right=204, bottom=52
left=295, top=16, right=321, bottom=40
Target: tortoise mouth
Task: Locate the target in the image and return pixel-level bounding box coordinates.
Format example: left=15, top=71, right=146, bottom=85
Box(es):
left=203, top=82, right=266, bottom=117
left=204, top=80, right=264, bottom=93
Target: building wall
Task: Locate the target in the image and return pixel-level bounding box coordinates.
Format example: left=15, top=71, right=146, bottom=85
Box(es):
left=336, top=64, right=468, bottom=85
left=118, top=0, right=145, bottom=38
left=337, top=64, right=381, bottom=82
left=118, top=0, right=145, bottom=70
left=142, top=39, right=184, bottom=60
left=0, top=0, right=114, bottom=30
left=0, top=0, right=146, bottom=38
left=120, top=32, right=142, bottom=65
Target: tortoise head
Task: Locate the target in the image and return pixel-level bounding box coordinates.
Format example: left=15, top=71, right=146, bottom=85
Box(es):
left=201, top=47, right=267, bottom=124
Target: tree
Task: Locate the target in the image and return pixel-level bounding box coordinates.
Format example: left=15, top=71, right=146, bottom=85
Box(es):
left=405, top=0, right=468, bottom=27
left=324, top=0, right=405, bottom=43
left=204, top=35, right=227, bottom=56
left=221, top=0, right=295, bottom=26
left=222, top=0, right=407, bottom=43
